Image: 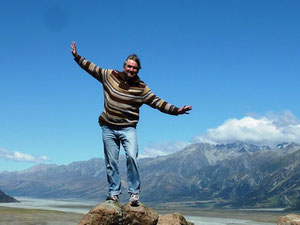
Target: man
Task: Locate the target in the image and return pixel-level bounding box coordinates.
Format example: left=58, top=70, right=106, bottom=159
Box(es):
left=71, top=42, right=192, bottom=206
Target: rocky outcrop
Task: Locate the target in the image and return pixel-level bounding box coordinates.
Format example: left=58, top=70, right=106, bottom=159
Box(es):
left=158, top=213, right=194, bottom=225
left=122, top=202, right=158, bottom=225
left=78, top=201, right=194, bottom=225
left=79, top=201, right=122, bottom=225
left=278, top=214, right=300, bottom=225
left=0, top=189, right=19, bottom=203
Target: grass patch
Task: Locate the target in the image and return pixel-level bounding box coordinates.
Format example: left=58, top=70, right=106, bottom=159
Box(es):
left=0, top=206, right=84, bottom=225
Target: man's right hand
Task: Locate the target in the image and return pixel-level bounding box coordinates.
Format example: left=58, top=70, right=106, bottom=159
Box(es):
left=71, top=41, right=77, bottom=56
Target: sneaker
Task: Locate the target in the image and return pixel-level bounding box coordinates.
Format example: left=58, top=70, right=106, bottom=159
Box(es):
left=106, top=195, right=119, bottom=202
left=129, top=193, right=140, bottom=206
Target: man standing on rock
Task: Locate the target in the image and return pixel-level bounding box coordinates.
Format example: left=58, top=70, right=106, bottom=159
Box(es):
left=71, top=42, right=192, bottom=206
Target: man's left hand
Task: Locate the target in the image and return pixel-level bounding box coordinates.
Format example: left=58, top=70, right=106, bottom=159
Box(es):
left=178, top=105, right=192, bottom=114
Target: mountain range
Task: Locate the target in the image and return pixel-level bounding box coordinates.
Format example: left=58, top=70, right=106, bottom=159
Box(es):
left=0, top=142, right=299, bottom=209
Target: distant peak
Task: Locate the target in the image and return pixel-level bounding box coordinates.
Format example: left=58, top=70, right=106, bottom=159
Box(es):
left=260, top=145, right=271, bottom=150
left=20, top=163, right=58, bottom=174
left=276, top=142, right=291, bottom=149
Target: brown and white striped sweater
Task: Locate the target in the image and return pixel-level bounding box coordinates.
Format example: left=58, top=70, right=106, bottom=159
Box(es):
left=74, top=55, right=179, bottom=127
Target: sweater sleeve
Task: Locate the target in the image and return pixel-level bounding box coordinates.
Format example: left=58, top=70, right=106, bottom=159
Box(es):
left=74, top=54, right=106, bottom=83
left=142, top=86, right=179, bottom=115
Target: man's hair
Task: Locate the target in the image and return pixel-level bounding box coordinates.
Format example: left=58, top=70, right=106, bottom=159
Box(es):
left=123, top=54, right=142, bottom=69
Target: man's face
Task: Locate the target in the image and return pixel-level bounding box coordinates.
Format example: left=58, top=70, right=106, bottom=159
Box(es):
left=123, top=60, right=139, bottom=79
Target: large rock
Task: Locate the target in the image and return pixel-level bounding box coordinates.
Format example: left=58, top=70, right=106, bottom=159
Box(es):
left=123, top=202, right=158, bottom=225
left=278, top=214, right=300, bottom=225
left=78, top=201, right=193, bottom=225
left=79, top=200, right=122, bottom=225
left=158, top=213, right=194, bottom=225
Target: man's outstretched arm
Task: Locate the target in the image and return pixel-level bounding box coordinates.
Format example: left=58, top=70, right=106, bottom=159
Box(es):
left=70, top=41, right=107, bottom=83
left=142, top=86, right=192, bottom=116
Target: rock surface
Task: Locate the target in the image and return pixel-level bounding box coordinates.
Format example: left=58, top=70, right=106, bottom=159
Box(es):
left=79, top=200, right=122, bottom=225
left=78, top=201, right=194, bottom=225
left=278, top=214, right=300, bottom=225
left=122, top=202, right=158, bottom=225
left=157, top=213, right=193, bottom=225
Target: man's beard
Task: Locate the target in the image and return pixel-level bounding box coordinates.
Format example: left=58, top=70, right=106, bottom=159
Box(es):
left=125, top=71, right=137, bottom=79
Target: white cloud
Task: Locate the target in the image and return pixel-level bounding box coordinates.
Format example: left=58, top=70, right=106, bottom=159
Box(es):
left=194, top=111, right=300, bottom=147
left=141, top=111, right=300, bottom=158
left=0, top=148, right=50, bottom=162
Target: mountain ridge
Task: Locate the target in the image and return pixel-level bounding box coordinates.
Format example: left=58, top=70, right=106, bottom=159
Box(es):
left=0, top=141, right=299, bottom=209
left=0, top=189, right=19, bottom=203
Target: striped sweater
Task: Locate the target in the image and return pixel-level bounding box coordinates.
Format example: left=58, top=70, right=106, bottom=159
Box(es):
left=74, top=55, right=179, bottom=127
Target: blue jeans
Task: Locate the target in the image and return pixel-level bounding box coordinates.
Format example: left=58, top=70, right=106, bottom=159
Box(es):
left=101, top=124, right=140, bottom=196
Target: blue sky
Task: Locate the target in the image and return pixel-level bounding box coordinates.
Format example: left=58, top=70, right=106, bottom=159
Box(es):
left=1, top=0, right=300, bottom=172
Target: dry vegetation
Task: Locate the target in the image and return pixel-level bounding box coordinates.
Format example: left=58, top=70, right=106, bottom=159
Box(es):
left=0, top=206, right=84, bottom=225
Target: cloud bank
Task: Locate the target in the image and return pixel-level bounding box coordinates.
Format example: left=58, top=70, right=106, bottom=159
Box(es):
left=0, top=148, right=49, bottom=162
left=195, top=111, right=300, bottom=146
left=141, top=111, right=300, bottom=158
